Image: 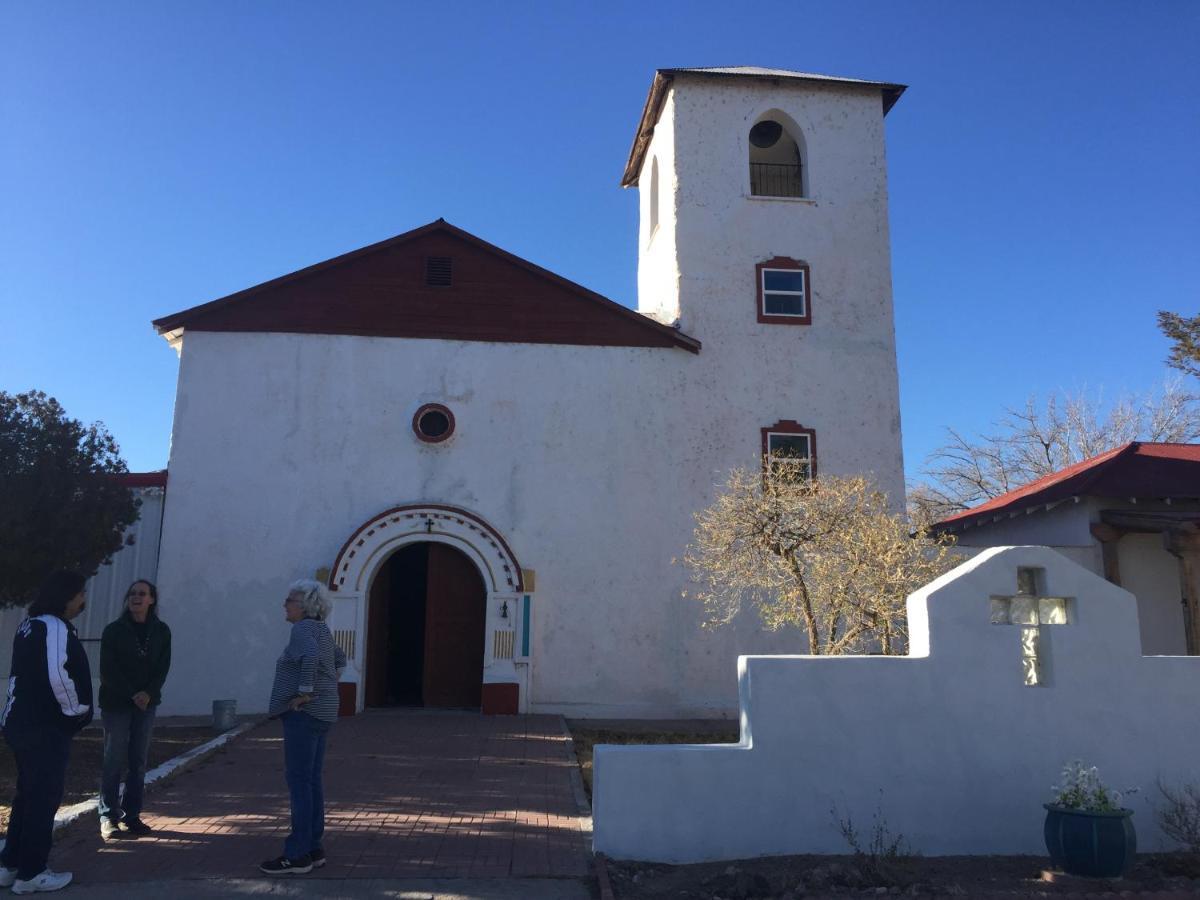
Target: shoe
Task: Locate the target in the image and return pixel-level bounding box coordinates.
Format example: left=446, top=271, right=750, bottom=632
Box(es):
left=309, top=848, right=326, bottom=868
left=0, top=867, right=17, bottom=887
left=258, top=855, right=312, bottom=876
left=121, top=817, right=153, bottom=836
left=12, top=869, right=73, bottom=894
left=100, top=818, right=125, bottom=840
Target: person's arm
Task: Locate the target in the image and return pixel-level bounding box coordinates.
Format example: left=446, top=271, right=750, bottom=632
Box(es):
left=334, top=642, right=347, bottom=679
left=41, top=618, right=90, bottom=719
left=146, top=623, right=172, bottom=705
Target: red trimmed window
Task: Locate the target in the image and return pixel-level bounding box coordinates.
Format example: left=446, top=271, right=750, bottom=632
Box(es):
left=756, top=257, right=811, bottom=325
left=761, top=420, right=816, bottom=482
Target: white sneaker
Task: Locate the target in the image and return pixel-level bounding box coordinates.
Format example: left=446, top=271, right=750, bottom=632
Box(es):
left=11, top=869, right=73, bottom=894
left=0, top=867, right=16, bottom=887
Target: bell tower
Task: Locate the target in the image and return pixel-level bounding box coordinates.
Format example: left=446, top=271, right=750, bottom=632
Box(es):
left=623, top=66, right=909, bottom=503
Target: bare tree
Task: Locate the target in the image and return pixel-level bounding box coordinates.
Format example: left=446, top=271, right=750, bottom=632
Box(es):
left=910, top=379, right=1200, bottom=525
left=1159, top=311, right=1200, bottom=379
left=684, top=469, right=959, bottom=655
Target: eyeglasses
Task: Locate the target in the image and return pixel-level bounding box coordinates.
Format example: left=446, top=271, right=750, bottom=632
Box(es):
left=128, top=591, right=151, bottom=598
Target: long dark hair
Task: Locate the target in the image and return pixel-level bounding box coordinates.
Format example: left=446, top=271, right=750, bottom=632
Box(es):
left=28, top=570, right=87, bottom=619
left=124, top=579, right=159, bottom=619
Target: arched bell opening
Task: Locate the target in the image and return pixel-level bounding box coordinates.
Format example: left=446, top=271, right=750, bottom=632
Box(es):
left=748, top=112, right=806, bottom=198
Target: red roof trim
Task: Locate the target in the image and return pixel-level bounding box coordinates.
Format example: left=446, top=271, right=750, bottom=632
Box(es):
left=152, top=219, right=701, bottom=354
left=111, top=471, right=168, bottom=488
left=934, top=442, right=1200, bottom=532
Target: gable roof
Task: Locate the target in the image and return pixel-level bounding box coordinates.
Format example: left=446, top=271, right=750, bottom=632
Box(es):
left=153, top=219, right=700, bottom=354
left=934, top=442, right=1200, bottom=533
left=621, top=66, right=907, bottom=188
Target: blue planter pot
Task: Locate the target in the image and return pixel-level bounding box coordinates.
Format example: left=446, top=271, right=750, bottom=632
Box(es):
left=1043, top=804, right=1136, bottom=878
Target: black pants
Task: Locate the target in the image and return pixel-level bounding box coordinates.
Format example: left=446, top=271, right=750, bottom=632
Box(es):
left=1, top=727, right=71, bottom=880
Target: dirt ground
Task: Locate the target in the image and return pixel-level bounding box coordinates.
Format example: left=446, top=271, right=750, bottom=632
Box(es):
left=0, top=724, right=218, bottom=830
left=566, top=722, right=1200, bottom=897
left=604, top=852, right=1200, bottom=898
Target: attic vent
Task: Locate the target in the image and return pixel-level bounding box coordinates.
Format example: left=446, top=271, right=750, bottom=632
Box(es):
left=425, top=256, right=452, bottom=286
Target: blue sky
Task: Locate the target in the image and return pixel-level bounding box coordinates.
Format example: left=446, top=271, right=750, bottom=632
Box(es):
left=2, top=2, right=1197, bottom=482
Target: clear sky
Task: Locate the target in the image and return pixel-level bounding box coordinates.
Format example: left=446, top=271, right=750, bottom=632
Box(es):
left=2, top=2, right=1197, bottom=481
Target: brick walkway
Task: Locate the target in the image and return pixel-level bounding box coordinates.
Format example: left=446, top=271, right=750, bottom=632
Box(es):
left=51, top=710, right=592, bottom=884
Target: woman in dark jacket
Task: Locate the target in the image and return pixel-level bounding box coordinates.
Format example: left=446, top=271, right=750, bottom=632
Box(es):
left=0, top=570, right=94, bottom=894
left=97, top=579, right=171, bottom=840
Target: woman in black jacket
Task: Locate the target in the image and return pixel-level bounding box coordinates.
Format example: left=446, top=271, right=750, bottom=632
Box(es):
left=97, top=579, right=171, bottom=840
left=0, top=569, right=94, bottom=894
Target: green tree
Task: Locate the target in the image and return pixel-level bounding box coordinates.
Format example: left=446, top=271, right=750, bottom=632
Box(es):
left=0, top=391, right=140, bottom=608
left=1159, top=311, right=1200, bottom=379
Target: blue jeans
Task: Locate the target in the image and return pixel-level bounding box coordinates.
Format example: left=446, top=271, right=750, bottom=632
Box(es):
left=99, top=706, right=156, bottom=822
left=281, top=711, right=330, bottom=860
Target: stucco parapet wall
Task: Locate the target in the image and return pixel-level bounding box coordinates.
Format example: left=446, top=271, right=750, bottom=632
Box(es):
left=593, top=546, right=1200, bottom=863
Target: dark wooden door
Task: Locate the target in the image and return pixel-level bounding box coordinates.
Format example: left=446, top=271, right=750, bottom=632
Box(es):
left=422, top=543, right=486, bottom=708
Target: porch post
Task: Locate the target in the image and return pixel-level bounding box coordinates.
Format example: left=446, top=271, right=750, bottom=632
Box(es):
left=1164, top=529, right=1200, bottom=656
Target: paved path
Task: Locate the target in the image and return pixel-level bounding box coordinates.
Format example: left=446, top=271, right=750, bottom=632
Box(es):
left=50, top=710, right=593, bottom=891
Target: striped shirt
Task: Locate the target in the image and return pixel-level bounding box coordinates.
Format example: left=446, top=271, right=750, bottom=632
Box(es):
left=268, top=618, right=345, bottom=723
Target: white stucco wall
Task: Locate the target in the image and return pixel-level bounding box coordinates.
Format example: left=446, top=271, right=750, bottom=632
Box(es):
left=593, top=546, right=1200, bottom=862
left=636, top=92, right=680, bottom=326
left=953, top=499, right=1193, bottom=655
left=157, top=328, right=908, bottom=718
left=1119, top=533, right=1187, bottom=655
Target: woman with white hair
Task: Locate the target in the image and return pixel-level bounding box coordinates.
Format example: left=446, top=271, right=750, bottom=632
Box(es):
left=260, top=579, right=345, bottom=877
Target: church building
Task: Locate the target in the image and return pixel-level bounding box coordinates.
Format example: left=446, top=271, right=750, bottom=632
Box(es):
left=149, top=67, right=909, bottom=717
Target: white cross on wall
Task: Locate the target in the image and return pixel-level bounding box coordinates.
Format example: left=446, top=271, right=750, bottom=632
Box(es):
left=990, top=567, right=1073, bottom=686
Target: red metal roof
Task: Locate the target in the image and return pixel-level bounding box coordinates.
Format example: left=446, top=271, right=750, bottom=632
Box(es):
left=111, top=471, right=168, bottom=489
left=934, top=442, right=1200, bottom=532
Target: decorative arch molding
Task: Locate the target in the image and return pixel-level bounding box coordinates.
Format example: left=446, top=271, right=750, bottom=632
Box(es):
left=329, top=503, right=524, bottom=595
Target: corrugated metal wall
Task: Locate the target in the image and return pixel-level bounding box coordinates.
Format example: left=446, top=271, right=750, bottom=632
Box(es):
left=0, top=486, right=167, bottom=686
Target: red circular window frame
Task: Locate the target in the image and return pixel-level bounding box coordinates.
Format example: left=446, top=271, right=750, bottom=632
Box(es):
left=412, top=403, right=455, bottom=444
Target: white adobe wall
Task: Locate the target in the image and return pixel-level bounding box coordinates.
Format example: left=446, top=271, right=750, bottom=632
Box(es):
left=1119, top=533, right=1187, bottom=655
left=157, top=330, right=903, bottom=718
left=636, top=75, right=905, bottom=505
left=593, top=546, right=1200, bottom=862
left=952, top=499, right=1190, bottom=655
left=636, top=91, right=680, bottom=326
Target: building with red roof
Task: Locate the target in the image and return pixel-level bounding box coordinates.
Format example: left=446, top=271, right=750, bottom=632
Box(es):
left=934, top=442, right=1200, bottom=655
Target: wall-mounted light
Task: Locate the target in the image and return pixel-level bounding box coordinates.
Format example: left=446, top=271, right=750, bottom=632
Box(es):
left=499, top=600, right=509, bottom=620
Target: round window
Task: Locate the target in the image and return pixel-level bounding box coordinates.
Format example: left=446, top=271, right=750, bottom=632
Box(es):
left=749, top=120, right=783, bottom=149
left=413, top=403, right=455, bottom=444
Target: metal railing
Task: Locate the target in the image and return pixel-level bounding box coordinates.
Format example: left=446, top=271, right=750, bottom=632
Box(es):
left=750, top=162, right=804, bottom=198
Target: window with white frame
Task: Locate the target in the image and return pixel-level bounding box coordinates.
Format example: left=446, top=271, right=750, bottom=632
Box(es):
left=756, top=258, right=811, bottom=325
left=762, top=421, right=816, bottom=482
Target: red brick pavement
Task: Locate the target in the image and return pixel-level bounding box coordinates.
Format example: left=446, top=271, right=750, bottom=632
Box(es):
left=51, top=710, right=592, bottom=883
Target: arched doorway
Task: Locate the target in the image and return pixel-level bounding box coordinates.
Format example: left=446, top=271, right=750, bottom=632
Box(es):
left=365, top=541, right=487, bottom=708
